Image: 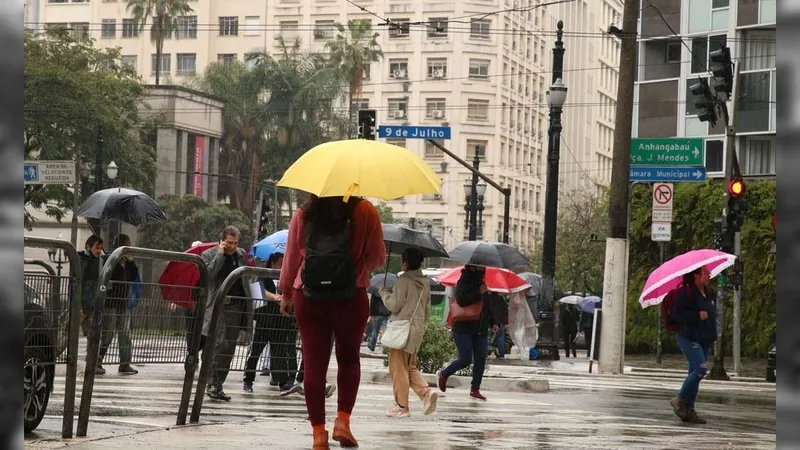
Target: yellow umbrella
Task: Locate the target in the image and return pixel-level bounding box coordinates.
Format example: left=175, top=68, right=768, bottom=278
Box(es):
left=277, top=139, right=442, bottom=200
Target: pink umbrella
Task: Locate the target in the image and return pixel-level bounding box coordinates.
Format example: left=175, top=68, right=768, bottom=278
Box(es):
left=639, top=249, right=736, bottom=308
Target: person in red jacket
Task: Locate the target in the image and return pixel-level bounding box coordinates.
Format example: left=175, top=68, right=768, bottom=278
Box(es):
left=279, top=195, right=385, bottom=450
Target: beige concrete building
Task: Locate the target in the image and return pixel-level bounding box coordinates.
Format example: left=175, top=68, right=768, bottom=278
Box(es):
left=26, top=0, right=622, bottom=252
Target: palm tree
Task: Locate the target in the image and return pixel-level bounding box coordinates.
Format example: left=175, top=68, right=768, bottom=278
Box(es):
left=126, top=0, right=193, bottom=85
left=325, top=19, right=383, bottom=135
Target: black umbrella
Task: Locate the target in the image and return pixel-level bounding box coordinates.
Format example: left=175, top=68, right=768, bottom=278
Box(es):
left=447, top=241, right=528, bottom=269
left=518, top=272, right=542, bottom=297
left=382, top=224, right=449, bottom=258
left=76, top=187, right=167, bottom=226
left=369, top=273, right=398, bottom=295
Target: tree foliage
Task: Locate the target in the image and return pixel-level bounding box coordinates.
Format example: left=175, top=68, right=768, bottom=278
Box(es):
left=125, top=0, right=193, bottom=85
left=138, top=195, right=252, bottom=251
left=24, top=30, right=158, bottom=229
left=374, top=201, right=395, bottom=224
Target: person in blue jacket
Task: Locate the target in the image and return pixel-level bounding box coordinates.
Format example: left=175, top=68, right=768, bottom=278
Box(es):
left=669, top=266, right=717, bottom=424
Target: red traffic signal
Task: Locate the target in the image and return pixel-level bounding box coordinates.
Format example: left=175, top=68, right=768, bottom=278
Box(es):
left=728, top=178, right=745, bottom=197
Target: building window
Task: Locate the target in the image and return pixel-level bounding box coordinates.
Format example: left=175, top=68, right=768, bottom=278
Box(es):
left=175, top=16, right=197, bottom=39
left=121, top=55, right=137, bottom=69
left=151, top=53, right=171, bottom=76
left=71, top=22, right=89, bottom=39
left=665, top=41, right=681, bottom=63
left=705, top=140, right=724, bottom=172
left=176, top=53, right=196, bottom=76
left=244, top=16, right=260, bottom=36
left=426, top=58, right=447, bottom=79
left=219, top=16, right=239, bottom=36
left=386, top=139, right=406, bottom=148
left=425, top=98, right=446, bottom=120
left=122, top=19, right=139, bottom=38
left=362, top=63, right=371, bottom=80
left=389, top=19, right=410, bottom=39
left=427, top=18, right=448, bottom=38
left=467, top=99, right=490, bottom=120
left=388, top=59, right=409, bottom=79
left=430, top=219, right=444, bottom=240
left=279, top=21, right=299, bottom=41
left=466, top=140, right=487, bottom=159
left=745, top=137, right=775, bottom=175
left=470, top=19, right=491, bottom=39
left=425, top=140, right=444, bottom=158
left=388, top=99, right=408, bottom=120
left=314, top=20, right=335, bottom=40
left=468, top=59, right=490, bottom=79
left=737, top=29, right=776, bottom=133
left=690, top=34, right=726, bottom=75
left=101, top=19, right=116, bottom=38
left=217, top=54, right=237, bottom=66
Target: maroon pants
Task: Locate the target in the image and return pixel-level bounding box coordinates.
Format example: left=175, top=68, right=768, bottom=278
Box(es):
left=294, top=288, right=369, bottom=426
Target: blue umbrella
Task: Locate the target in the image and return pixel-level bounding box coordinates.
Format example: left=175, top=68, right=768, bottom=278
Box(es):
left=578, top=296, right=602, bottom=314
left=250, top=230, right=289, bottom=261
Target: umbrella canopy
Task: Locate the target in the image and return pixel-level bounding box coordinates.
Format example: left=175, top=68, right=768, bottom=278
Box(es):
left=277, top=139, right=441, bottom=200
left=558, top=294, right=585, bottom=305
left=518, top=272, right=542, bottom=297
left=447, top=241, right=528, bottom=269
left=76, top=187, right=167, bottom=226
left=369, top=273, right=398, bottom=295
left=639, top=249, right=736, bottom=308
left=578, top=296, right=602, bottom=314
left=382, top=223, right=448, bottom=258
left=250, top=229, right=289, bottom=261
left=433, top=265, right=531, bottom=294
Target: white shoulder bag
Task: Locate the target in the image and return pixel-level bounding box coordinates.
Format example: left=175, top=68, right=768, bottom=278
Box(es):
left=380, top=290, right=426, bottom=350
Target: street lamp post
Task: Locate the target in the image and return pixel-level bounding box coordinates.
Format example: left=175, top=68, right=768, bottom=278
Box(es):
left=476, top=183, right=486, bottom=239
left=536, top=70, right=568, bottom=360
left=48, top=232, right=69, bottom=278
left=70, top=163, right=92, bottom=247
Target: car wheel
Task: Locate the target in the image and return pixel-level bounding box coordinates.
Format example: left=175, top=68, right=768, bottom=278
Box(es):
left=24, top=347, right=52, bottom=434
left=766, top=368, right=776, bottom=383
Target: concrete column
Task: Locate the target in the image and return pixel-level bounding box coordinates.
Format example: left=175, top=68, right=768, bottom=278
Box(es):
left=154, top=128, right=178, bottom=197
left=176, top=130, right=187, bottom=195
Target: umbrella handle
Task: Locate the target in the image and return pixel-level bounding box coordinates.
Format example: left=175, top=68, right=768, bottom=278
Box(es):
left=383, top=242, right=393, bottom=287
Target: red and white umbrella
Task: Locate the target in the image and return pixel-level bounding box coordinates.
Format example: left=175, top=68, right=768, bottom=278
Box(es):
left=433, top=266, right=530, bottom=294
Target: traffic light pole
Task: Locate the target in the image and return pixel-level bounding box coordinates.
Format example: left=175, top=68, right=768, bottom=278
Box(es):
left=253, top=185, right=266, bottom=247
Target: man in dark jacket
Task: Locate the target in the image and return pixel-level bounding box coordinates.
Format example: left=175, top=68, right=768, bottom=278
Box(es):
left=79, top=235, right=105, bottom=374
left=488, top=293, right=509, bottom=358
left=201, top=226, right=252, bottom=402
left=367, top=290, right=391, bottom=351
left=670, top=266, right=717, bottom=425
left=560, top=305, right=578, bottom=358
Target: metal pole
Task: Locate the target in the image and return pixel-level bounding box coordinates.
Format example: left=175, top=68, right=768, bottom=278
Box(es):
left=502, top=188, right=511, bottom=243
left=534, top=20, right=564, bottom=362
left=656, top=242, right=664, bottom=364
left=273, top=183, right=279, bottom=231
left=468, top=152, right=479, bottom=241
left=732, top=231, right=742, bottom=373
left=70, top=158, right=81, bottom=247
left=253, top=185, right=265, bottom=245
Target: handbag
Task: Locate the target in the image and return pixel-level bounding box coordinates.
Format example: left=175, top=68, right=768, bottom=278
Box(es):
left=449, top=296, right=484, bottom=322
left=381, top=290, right=426, bottom=350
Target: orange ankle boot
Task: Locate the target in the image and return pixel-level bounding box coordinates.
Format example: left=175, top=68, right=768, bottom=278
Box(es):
left=312, top=427, right=330, bottom=450
left=332, top=414, right=358, bottom=448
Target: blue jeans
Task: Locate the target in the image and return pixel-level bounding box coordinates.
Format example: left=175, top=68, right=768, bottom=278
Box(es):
left=368, top=316, right=388, bottom=349
left=677, top=334, right=710, bottom=408
left=442, top=332, right=489, bottom=391
left=496, top=325, right=506, bottom=358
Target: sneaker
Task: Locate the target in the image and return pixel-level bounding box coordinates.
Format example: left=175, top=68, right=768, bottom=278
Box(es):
left=243, top=381, right=254, bottom=393
left=669, top=396, right=688, bottom=421
left=423, top=390, right=438, bottom=415
left=686, top=408, right=707, bottom=424
left=386, top=406, right=410, bottom=418
left=437, top=371, right=447, bottom=392
left=279, top=382, right=303, bottom=397
left=207, top=384, right=231, bottom=402
left=367, top=345, right=375, bottom=352
left=325, top=383, right=336, bottom=398
left=95, top=365, right=106, bottom=375
left=469, top=389, right=487, bottom=401
left=118, top=364, right=138, bottom=376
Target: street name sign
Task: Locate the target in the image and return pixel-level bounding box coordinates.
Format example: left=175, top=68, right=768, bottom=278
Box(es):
left=652, top=183, right=674, bottom=222
left=629, top=166, right=706, bottom=183
left=651, top=222, right=672, bottom=242
left=24, top=160, right=76, bottom=185
left=630, top=138, right=704, bottom=166
left=378, top=125, right=452, bottom=140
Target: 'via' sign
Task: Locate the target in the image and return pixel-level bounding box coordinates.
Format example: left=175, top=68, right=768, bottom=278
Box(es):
left=630, top=138, right=705, bottom=167
left=651, top=222, right=672, bottom=242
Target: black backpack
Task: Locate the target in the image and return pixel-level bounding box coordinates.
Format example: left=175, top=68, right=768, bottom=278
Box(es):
left=301, top=211, right=358, bottom=301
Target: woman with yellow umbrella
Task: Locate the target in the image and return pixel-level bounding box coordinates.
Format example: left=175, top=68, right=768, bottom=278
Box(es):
left=277, top=139, right=441, bottom=449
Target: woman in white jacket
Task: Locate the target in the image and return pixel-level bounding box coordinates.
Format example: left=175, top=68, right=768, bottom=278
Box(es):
left=379, top=248, right=438, bottom=418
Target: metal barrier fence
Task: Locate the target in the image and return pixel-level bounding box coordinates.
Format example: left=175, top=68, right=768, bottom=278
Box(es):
left=77, top=246, right=211, bottom=437
left=23, top=237, right=82, bottom=439
left=191, top=266, right=282, bottom=423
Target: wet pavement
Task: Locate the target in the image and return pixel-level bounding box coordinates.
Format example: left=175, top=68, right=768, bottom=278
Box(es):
left=26, top=357, right=775, bottom=449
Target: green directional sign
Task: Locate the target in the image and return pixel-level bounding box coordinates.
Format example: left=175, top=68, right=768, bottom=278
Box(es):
left=630, top=137, right=705, bottom=167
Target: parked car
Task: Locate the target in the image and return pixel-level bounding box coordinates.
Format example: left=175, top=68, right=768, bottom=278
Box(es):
left=24, top=282, right=57, bottom=434
left=766, top=343, right=776, bottom=382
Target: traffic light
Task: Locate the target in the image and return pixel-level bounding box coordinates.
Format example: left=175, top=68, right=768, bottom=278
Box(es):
left=709, top=46, right=733, bottom=99
left=258, top=195, right=271, bottom=238
left=726, top=177, right=746, bottom=233
left=689, top=78, right=718, bottom=126
left=358, top=109, right=377, bottom=140
left=713, top=217, right=724, bottom=250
